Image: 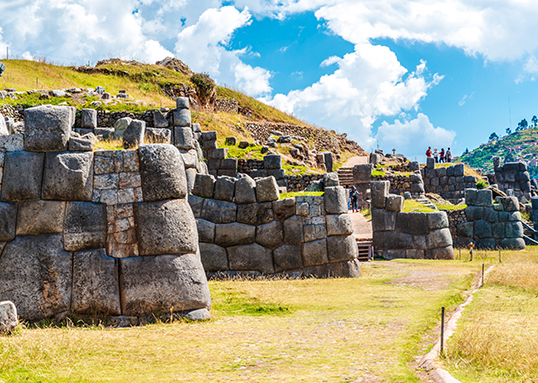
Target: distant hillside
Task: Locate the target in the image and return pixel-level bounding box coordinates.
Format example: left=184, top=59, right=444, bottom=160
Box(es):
left=0, top=58, right=365, bottom=172
left=459, top=126, right=538, bottom=177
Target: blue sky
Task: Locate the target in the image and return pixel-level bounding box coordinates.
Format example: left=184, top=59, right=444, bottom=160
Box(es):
left=1, top=1, right=538, bottom=158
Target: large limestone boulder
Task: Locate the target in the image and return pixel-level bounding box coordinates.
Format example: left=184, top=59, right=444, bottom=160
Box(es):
left=0, top=301, right=18, bottom=333
left=134, top=199, right=198, bottom=256
left=138, top=144, right=187, bottom=201
left=234, top=175, right=257, bottom=204
left=327, top=234, right=358, bottom=262
left=199, top=243, right=228, bottom=272
left=113, top=117, right=132, bottom=138
left=120, top=254, right=211, bottom=316
left=16, top=200, right=66, bottom=236
left=64, top=202, right=107, bottom=251
left=42, top=151, right=94, bottom=201
left=215, top=223, right=255, bottom=247
left=227, top=243, right=274, bottom=274
left=302, top=239, right=328, bottom=266
left=214, top=176, right=236, bottom=202
left=0, top=235, right=72, bottom=321
left=255, top=177, right=279, bottom=202
left=201, top=199, right=237, bottom=224
left=0, top=151, right=44, bottom=201
left=81, top=108, right=97, bottom=129
left=24, top=105, right=74, bottom=152
left=123, top=119, right=145, bottom=148
left=324, top=186, right=348, bottom=214
left=71, top=249, right=121, bottom=316
left=326, top=214, right=354, bottom=236
left=274, top=244, right=303, bottom=272
left=256, top=221, right=284, bottom=249
left=193, top=174, right=216, bottom=199
left=0, top=202, right=17, bottom=241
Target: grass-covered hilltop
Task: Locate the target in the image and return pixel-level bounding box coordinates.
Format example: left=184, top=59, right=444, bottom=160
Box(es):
left=0, top=58, right=365, bottom=173
left=459, top=122, right=538, bottom=178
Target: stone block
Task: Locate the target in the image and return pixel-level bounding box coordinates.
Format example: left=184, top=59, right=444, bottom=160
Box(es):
left=123, top=119, right=145, bottom=148
left=201, top=199, right=237, bottom=224
left=284, top=215, right=304, bottom=244
left=227, top=243, right=274, bottom=274
left=24, top=105, right=73, bottom=152
left=153, top=110, right=168, bottom=128
left=71, top=249, right=121, bottom=315
left=138, top=144, right=187, bottom=201
left=176, top=97, right=190, bottom=109
left=458, top=222, right=474, bottom=237
left=273, top=198, right=295, bottom=221
left=225, top=136, right=237, bottom=145
left=296, top=203, right=309, bottom=216
left=274, top=244, right=303, bottom=272
left=302, top=239, right=328, bottom=266
left=234, top=175, right=257, bottom=204
left=208, top=148, right=227, bottom=160
left=323, top=172, right=339, bottom=187
left=353, top=164, right=374, bottom=184
left=327, top=234, right=358, bottom=261
left=185, top=168, right=197, bottom=194
left=492, top=222, right=505, bottom=239
left=406, top=249, right=425, bottom=259
left=370, top=181, right=389, bottom=209
left=475, top=238, right=496, bottom=250
left=264, top=154, right=282, bottom=170
left=145, top=128, right=171, bottom=144
left=172, top=108, right=191, bottom=127
left=500, top=238, right=525, bottom=250
left=508, top=212, right=521, bottom=221
left=427, top=211, right=449, bottom=230
left=498, top=211, right=509, bottom=222
left=395, top=212, right=428, bottom=235
left=214, top=176, right=236, bottom=202
left=215, top=222, right=256, bottom=247
left=113, top=117, right=132, bottom=138
left=426, top=157, right=435, bottom=169
left=413, top=235, right=427, bottom=250
left=16, top=200, right=65, bottom=236
left=199, top=243, right=228, bottom=272
left=64, top=202, right=107, bottom=251
left=0, top=202, right=17, bottom=241
left=81, top=108, right=97, bottom=129
left=476, top=189, right=493, bottom=207
left=454, top=164, right=464, bottom=176
left=426, top=246, right=454, bottom=260
left=385, top=195, right=403, bottom=212
left=120, top=254, right=211, bottom=316
left=0, top=133, right=24, bottom=151
left=0, top=235, right=72, bottom=321
left=42, top=151, right=93, bottom=201
left=69, top=137, right=94, bottom=151
left=193, top=174, right=216, bottom=199
left=502, top=196, right=519, bottom=212
left=94, top=173, right=119, bottom=190
left=202, top=131, right=217, bottom=141
left=465, top=206, right=484, bottom=221
left=266, top=169, right=285, bottom=180
left=324, top=186, right=347, bottom=214
left=303, top=224, right=327, bottom=242
left=484, top=208, right=499, bottom=223
left=0, top=301, right=18, bottom=333
left=505, top=221, right=523, bottom=238
left=373, top=231, right=414, bottom=250
left=371, top=208, right=397, bottom=231
left=256, top=177, right=279, bottom=202
left=135, top=199, right=198, bottom=255
left=426, top=228, right=453, bottom=248
left=196, top=218, right=215, bottom=243
left=218, top=169, right=237, bottom=178
left=1, top=151, right=44, bottom=201
left=322, top=152, right=334, bottom=172
left=326, top=214, right=353, bottom=235
left=256, top=221, right=284, bottom=249
left=174, top=127, right=194, bottom=150
left=474, top=220, right=493, bottom=239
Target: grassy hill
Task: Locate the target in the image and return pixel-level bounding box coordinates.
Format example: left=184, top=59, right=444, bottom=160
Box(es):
left=0, top=59, right=363, bottom=172
left=459, top=127, right=538, bottom=177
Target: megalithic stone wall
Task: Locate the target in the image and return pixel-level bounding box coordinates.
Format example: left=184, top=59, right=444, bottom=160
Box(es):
left=488, top=158, right=535, bottom=202
left=457, top=189, right=525, bottom=250
left=189, top=174, right=361, bottom=278
left=371, top=180, right=455, bottom=260
left=0, top=104, right=211, bottom=323
left=421, top=158, right=476, bottom=203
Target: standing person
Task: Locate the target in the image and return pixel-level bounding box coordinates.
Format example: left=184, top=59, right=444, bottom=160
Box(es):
left=426, top=146, right=432, bottom=158
left=433, top=148, right=439, bottom=163
left=446, top=147, right=452, bottom=163
left=350, top=186, right=359, bottom=213
left=439, top=148, right=445, bottom=163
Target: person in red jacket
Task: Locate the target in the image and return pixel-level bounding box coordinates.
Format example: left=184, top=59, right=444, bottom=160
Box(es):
left=439, top=148, right=445, bottom=163
left=426, top=147, right=432, bottom=158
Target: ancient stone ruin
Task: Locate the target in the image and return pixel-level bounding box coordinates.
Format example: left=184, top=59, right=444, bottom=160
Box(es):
left=422, top=159, right=476, bottom=204
left=488, top=157, right=536, bottom=201
left=190, top=174, right=360, bottom=277
left=0, top=104, right=211, bottom=323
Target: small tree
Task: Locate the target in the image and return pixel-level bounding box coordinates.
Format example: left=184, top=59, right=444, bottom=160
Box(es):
left=506, top=127, right=512, bottom=135
left=463, top=148, right=469, bottom=155
left=532, top=115, right=538, bottom=127
left=489, top=132, right=498, bottom=141
left=190, top=72, right=216, bottom=107
left=521, top=118, right=528, bottom=129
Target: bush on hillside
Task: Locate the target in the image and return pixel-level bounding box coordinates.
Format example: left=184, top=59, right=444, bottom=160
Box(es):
left=191, top=72, right=216, bottom=106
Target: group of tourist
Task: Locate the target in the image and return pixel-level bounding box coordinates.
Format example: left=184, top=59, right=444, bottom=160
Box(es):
left=426, top=147, right=452, bottom=163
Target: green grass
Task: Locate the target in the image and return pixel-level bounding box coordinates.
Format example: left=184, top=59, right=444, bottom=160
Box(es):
left=371, top=169, right=386, bottom=177
left=279, top=191, right=324, bottom=200
left=0, top=260, right=481, bottom=383
left=437, top=203, right=467, bottom=211
left=402, top=200, right=437, bottom=213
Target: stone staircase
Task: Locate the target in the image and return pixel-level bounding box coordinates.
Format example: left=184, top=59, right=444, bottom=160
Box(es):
left=337, top=167, right=354, bottom=188
left=415, top=196, right=437, bottom=210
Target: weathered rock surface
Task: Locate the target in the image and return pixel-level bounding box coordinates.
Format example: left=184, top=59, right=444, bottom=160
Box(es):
left=255, top=177, right=279, bottom=202
left=302, top=239, right=328, bottom=266
left=123, top=119, right=145, bottom=148
left=327, top=234, right=358, bottom=262
left=42, top=151, right=94, bottom=201
left=201, top=199, right=237, bottom=224
left=215, top=223, right=255, bottom=247
left=135, top=199, right=198, bottom=256
left=326, top=214, right=354, bottom=235
left=324, top=187, right=348, bottom=214
left=138, top=144, right=187, bottom=201
left=214, top=176, right=236, bottom=202
left=120, top=254, right=211, bottom=316
left=0, top=301, right=18, bottom=333
left=1, top=151, right=44, bottom=201
left=64, top=202, right=107, bottom=251
left=227, top=243, right=274, bottom=274
left=16, top=200, right=66, bottom=236
left=256, top=221, right=284, bottom=249
left=196, top=218, right=216, bottom=243
left=234, top=176, right=257, bottom=204
left=273, top=244, right=303, bottom=272
left=0, top=202, right=17, bottom=241
left=193, top=174, right=216, bottom=199
left=199, top=243, right=228, bottom=272
left=71, top=249, right=121, bottom=315
left=24, top=105, right=73, bottom=152
left=0, top=235, right=72, bottom=321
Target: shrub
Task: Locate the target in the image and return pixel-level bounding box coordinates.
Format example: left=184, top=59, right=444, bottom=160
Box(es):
left=191, top=72, right=216, bottom=106
left=476, top=180, right=487, bottom=189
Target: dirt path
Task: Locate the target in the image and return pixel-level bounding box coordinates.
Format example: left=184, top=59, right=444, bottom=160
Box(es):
left=343, top=155, right=368, bottom=167
left=349, top=210, right=373, bottom=241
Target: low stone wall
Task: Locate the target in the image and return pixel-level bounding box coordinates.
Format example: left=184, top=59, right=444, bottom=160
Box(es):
left=286, top=174, right=324, bottom=192
left=214, top=98, right=239, bottom=114
left=371, top=181, right=454, bottom=260
left=443, top=209, right=466, bottom=245
left=489, top=158, right=535, bottom=201
left=189, top=175, right=360, bottom=278
left=238, top=158, right=264, bottom=173
left=456, top=189, right=525, bottom=250
left=0, top=104, right=211, bottom=323
left=372, top=173, right=424, bottom=198
left=422, top=159, right=475, bottom=203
